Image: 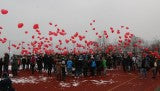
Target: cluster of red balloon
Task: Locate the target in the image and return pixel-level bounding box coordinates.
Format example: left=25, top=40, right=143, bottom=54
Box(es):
left=0, top=9, right=8, bottom=44
left=0, top=8, right=159, bottom=57
left=0, top=19, right=127, bottom=55
left=0, top=38, right=7, bottom=44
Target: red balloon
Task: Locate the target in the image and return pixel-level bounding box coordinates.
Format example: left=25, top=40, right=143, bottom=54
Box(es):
left=3, top=38, right=7, bottom=40
left=96, top=32, right=98, bottom=35
left=121, top=26, right=124, bottom=28
left=49, top=22, right=52, bottom=25
left=78, top=36, right=83, bottom=41
left=133, top=43, right=137, bottom=47
left=1, top=38, right=7, bottom=44
left=25, top=31, right=28, bottom=34
left=1, top=9, right=8, bottom=15
left=126, top=27, right=129, bottom=30
left=118, top=40, right=122, bottom=43
left=72, top=40, right=76, bottom=44
left=59, top=32, right=66, bottom=36
left=49, top=37, right=52, bottom=41
left=61, top=29, right=65, bottom=32
left=71, top=36, right=74, bottom=39
left=32, top=35, right=35, bottom=39
left=0, top=26, right=3, bottom=30
left=110, top=27, right=114, bottom=33
left=48, top=31, right=53, bottom=35
left=65, top=39, right=69, bottom=44
left=92, top=28, right=95, bottom=30
left=104, top=30, right=107, bottom=35
left=74, top=32, right=78, bottom=37
left=33, top=24, right=39, bottom=29
left=105, top=35, right=108, bottom=38
left=138, top=40, right=142, bottom=43
left=58, top=40, right=62, bottom=43
left=18, top=23, right=24, bottom=28
left=12, top=44, right=17, bottom=48
left=111, top=30, right=114, bottom=33
left=98, top=36, right=102, bottom=38
left=53, top=32, right=58, bottom=36
left=35, top=29, right=40, bottom=33
left=117, top=30, right=120, bottom=34
left=54, top=24, right=58, bottom=27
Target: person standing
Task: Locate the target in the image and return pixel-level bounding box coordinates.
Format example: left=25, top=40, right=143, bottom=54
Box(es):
left=141, top=56, right=147, bottom=79
left=96, top=55, right=102, bottom=76
left=132, top=55, right=137, bottom=71
left=55, top=61, right=62, bottom=81
left=157, top=58, right=160, bottom=76
left=26, top=56, right=31, bottom=69
left=47, top=55, right=53, bottom=76
left=107, top=54, right=112, bottom=69
left=3, top=53, right=9, bottom=73
left=90, top=57, right=96, bottom=76
left=102, top=57, right=107, bottom=75
left=0, top=58, right=3, bottom=77
left=61, top=58, right=66, bottom=81
left=0, top=73, right=15, bottom=91
left=136, top=55, right=142, bottom=73
left=83, top=59, right=89, bottom=77
left=11, top=56, right=18, bottom=77
left=66, top=58, right=73, bottom=76
left=152, top=58, right=158, bottom=78
left=21, top=56, right=27, bottom=70
left=17, top=57, right=21, bottom=70
left=122, top=55, right=127, bottom=72
left=36, top=55, right=43, bottom=74
left=43, top=54, right=48, bottom=71
left=126, top=55, right=132, bottom=72
left=30, top=55, right=36, bottom=74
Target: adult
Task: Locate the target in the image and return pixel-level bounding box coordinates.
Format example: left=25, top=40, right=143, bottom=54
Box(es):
left=36, top=55, right=43, bottom=74
left=141, top=56, right=147, bottom=79
left=55, top=61, right=62, bottom=81
left=11, top=56, right=18, bottom=77
left=21, top=56, right=27, bottom=70
left=90, top=57, right=96, bottom=76
left=3, top=53, right=9, bottom=73
left=83, top=59, right=89, bottom=77
left=102, top=57, right=107, bottom=75
left=66, top=58, right=73, bottom=76
left=61, top=58, right=66, bottom=81
left=47, top=55, right=53, bottom=76
left=30, top=55, right=36, bottom=74
left=0, top=73, right=15, bottom=91
left=0, top=58, right=3, bottom=77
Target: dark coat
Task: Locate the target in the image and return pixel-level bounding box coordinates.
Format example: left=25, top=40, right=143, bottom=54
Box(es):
left=0, top=77, right=13, bottom=91
left=11, top=58, right=18, bottom=70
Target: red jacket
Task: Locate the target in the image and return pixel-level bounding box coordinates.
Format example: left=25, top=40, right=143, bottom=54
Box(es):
left=30, top=56, right=36, bottom=64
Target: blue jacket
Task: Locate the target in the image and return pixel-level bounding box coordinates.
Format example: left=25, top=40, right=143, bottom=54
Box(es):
left=67, top=60, right=73, bottom=69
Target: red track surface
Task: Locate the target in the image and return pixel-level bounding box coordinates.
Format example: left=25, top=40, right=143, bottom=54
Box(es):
left=12, top=69, right=160, bottom=91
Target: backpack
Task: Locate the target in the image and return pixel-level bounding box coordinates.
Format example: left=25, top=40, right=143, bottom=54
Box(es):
left=91, top=60, right=96, bottom=68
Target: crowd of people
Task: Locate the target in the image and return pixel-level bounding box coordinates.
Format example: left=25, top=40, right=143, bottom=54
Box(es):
left=0, top=52, right=160, bottom=90
left=0, top=52, right=160, bottom=80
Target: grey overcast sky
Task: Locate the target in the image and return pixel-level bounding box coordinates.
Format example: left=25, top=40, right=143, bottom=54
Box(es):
left=0, top=0, right=160, bottom=56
